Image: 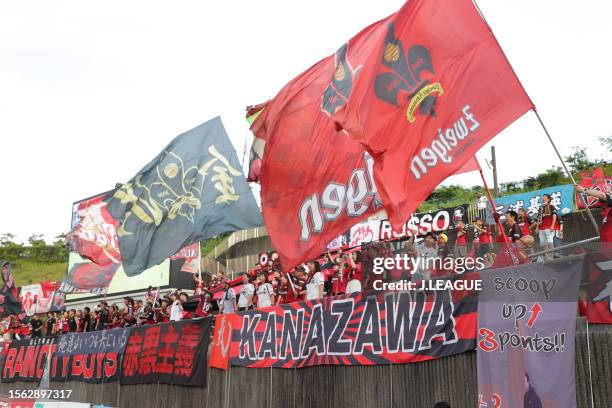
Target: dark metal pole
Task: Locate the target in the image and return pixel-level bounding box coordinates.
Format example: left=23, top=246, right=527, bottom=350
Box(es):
left=490, top=146, right=499, bottom=197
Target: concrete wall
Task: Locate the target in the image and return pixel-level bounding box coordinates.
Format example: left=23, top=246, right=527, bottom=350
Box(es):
left=1, top=318, right=609, bottom=408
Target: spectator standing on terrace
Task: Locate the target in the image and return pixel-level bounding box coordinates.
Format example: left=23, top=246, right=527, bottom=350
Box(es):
left=305, top=261, right=325, bottom=300
left=331, top=260, right=347, bottom=295
left=220, top=280, right=237, bottom=314
left=346, top=252, right=363, bottom=294
left=320, top=253, right=334, bottom=295
left=576, top=184, right=612, bottom=243
left=238, top=274, right=255, bottom=311
left=68, top=309, right=77, bottom=332
left=61, top=312, right=69, bottom=334
left=98, top=301, right=109, bottom=329
left=29, top=314, right=42, bottom=338
left=473, top=218, right=492, bottom=260
left=437, top=233, right=450, bottom=258
left=455, top=220, right=468, bottom=258
left=535, top=193, right=558, bottom=258
left=169, top=293, right=184, bottom=321
left=256, top=273, right=275, bottom=308
left=45, top=312, right=56, bottom=336
left=157, top=299, right=170, bottom=322
left=517, top=208, right=536, bottom=249
left=414, top=232, right=438, bottom=281
left=82, top=307, right=91, bottom=332
left=502, top=210, right=523, bottom=243
left=194, top=290, right=213, bottom=318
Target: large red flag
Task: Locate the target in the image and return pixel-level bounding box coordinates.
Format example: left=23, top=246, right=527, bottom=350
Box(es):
left=250, top=17, right=394, bottom=270
left=339, top=0, right=534, bottom=229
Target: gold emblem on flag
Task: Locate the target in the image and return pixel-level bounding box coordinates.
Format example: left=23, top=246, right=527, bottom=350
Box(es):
left=114, top=145, right=243, bottom=237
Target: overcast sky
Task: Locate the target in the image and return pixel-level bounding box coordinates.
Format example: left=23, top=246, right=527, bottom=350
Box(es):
left=1, top=0, right=610, bottom=243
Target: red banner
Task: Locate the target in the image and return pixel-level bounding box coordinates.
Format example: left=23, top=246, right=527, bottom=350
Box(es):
left=1, top=337, right=56, bottom=382
left=120, top=318, right=212, bottom=386
left=210, top=289, right=476, bottom=369
left=249, top=17, right=395, bottom=271
left=338, top=0, right=534, bottom=229
left=586, top=250, right=612, bottom=324
left=67, top=193, right=121, bottom=265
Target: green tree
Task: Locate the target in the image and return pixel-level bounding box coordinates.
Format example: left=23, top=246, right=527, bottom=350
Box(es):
left=0, top=233, right=16, bottom=247
left=599, top=135, right=612, bottom=153
left=523, top=167, right=566, bottom=190
left=565, top=147, right=595, bottom=173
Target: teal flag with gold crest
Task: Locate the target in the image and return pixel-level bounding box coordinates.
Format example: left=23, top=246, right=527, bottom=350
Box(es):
left=106, top=116, right=263, bottom=275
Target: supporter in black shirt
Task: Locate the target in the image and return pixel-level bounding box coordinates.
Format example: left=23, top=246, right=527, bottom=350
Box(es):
left=504, top=210, right=523, bottom=242
left=45, top=312, right=56, bottom=336
left=82, top=307, right=92, bottom=332
left=30, top=314, right=43, bottom=338
left=68, top=309, right=78, bottom=332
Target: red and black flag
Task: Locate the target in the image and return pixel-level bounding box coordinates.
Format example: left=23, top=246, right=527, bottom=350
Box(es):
left=338, top=0, right=534, bottom=230
left=106, top=117, right=263, bottom=275
left=248, top=16, right=393, bottom=271
left=66, top=193, right=121, bottom=266
left=586, top=250, right=612, bottom=324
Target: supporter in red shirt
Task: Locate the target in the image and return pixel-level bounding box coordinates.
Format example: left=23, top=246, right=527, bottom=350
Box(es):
left=157, top=299, right=170, bottom=322
left=473, top=218, right=492, bottom=258
left=281, top=272, right=303, bottom=304
left=61, top=312, right=70, bottom=334
left=535, top=194, right=558, bottom=258
left=331, top=260, right=348, bottom=295
left=518, top=208, right=534, bottom=236
left=455, top=221, right=468, bottom=258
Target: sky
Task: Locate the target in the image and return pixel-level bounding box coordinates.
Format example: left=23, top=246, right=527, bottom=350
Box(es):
left=0, top=0, right=610, bottom=243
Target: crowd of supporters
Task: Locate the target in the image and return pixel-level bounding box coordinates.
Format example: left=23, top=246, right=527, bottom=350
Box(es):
left=3, top=187, right=610, bottom=340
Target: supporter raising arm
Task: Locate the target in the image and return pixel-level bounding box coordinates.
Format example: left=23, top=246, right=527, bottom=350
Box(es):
left=576, top=184, right=612, bottom=243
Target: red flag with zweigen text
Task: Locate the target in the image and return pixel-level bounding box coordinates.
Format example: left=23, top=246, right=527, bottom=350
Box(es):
left=249, top=16, right=394, bottom=270
left=338, top=0, right=534, bottom=230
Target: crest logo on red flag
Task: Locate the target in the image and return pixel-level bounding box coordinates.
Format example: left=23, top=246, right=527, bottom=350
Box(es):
left=321, top=43, right=360, bottom=116
left=374, top=23, right=444, bottom=123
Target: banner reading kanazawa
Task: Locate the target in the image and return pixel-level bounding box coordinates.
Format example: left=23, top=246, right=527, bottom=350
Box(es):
left=210, top=289, right=476, bottom=369
left=477, top=260, right=581, bottom=408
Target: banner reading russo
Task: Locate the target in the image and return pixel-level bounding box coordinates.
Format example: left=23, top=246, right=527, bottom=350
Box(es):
left=210, top=289, right=476, bottom=369
left=120, top=317, right=212, bottom=386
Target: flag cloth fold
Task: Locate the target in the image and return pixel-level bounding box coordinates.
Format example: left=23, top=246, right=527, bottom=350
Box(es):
left=106, top=116, right=263, bottom=275
left=248, top=16, right=395, bottom=270
left=66, top=193, right=121, bottom=265
left=338, top=0, right=534, bottom=230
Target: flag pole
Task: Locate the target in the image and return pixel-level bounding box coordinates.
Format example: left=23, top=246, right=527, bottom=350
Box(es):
left=532, top=110, right=601, bottom=233
left=471, top=0, right=600, bottom=237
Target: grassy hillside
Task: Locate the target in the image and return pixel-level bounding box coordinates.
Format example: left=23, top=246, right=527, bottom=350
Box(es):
left=10, top=259, right=67, bottom=286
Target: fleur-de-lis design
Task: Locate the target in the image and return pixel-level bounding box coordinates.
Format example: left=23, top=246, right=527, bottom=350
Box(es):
left=374, top=23, right=443, bottom=123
